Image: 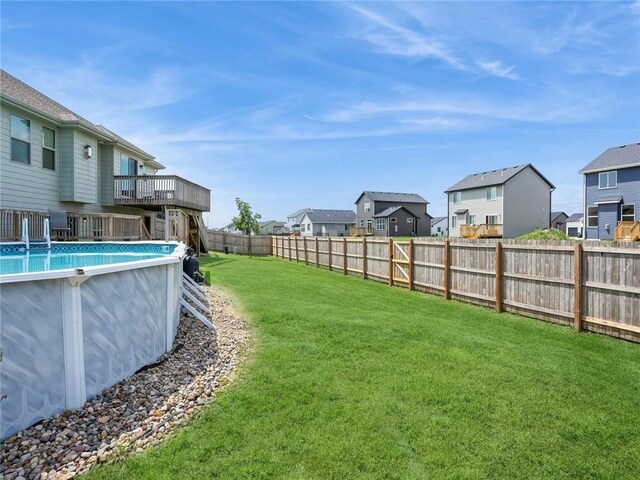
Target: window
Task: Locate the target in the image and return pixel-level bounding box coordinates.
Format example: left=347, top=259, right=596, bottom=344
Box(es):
left=452, top=192, right=461, bottom=204
left=375, top=218, right=386, bottom=230
left=364, top=202, right=371, bottom=212
left=344, top=224, right=348, bottom=231
left=390, top=217, right=397, bottom=223
left=42, top=127, right=55, bottom=170
left=359, top=219, right=364, bottom=227
left=11, top=114, right=31, bottom=164
left=437, top=227, right=441, bottom=233
left=486, top=187, right=497, bottom=201
left=486, top=215, right=501, bottom=225
left=301, top=224, right=305, bottom=232
left=587, top=207, right=598, bottom=227
left=622, top=204, right=635, bottom=222
left=468, top=214, right=476, bottom=225
left=407, top=218, right=414, bottom=223
left=307, top=223, right=311, bottom=231
left=599, top=171, right=617, bottom=189
left=451, top=216, right=457, bottom=228
left=366, top=219, right=372, bottom=229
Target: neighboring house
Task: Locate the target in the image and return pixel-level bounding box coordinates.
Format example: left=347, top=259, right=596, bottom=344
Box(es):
left=220, top=223, right=241, bottom=233
left=259, top=220, right=287, bottom=235
left=550, top=211, right=568, bottom=232
left=354, top=191, right=431, bottom=237
left=431, top=216, right=448, bottom=236
left=445, top=164, right=555, bottom=239
left=0, top=70, right=210, bottom=248
left=298, top=209, right=356, bottom=237
left=286, top=208, right=312, bottom=233
left=565, top=213, right=584, bottom=238
left=580, top=143, right=640, bottom=240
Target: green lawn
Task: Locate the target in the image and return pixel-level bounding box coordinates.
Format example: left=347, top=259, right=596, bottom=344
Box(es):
left=88, top=254, right=640, bottom=479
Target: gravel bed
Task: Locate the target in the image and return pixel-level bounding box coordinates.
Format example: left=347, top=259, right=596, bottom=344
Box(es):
left=1, top=285, right=250, bottom=480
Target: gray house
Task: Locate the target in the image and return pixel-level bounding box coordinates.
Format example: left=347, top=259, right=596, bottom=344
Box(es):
left=259, top=220, right=287, bottom=235
left=286, top=208, right=312, bottom=233
left=431, top=216, right=448, bottom=237
left=445, top=164, right=554, bottom=239
left=354, top=191, right=431, bottom=237
left=550, top=212, right=568, bottom=232
left=0, top=70, right=210, bottom=247
left=580, top=143, right=640, bottom=240
left=565, top=213, right=583, bottom=238
left=299, top=209, right=356, bottom=237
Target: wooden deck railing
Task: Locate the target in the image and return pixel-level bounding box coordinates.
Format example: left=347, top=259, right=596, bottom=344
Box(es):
left=0, top=209, right=145, bottom=241
left=349, top=227, right=374, bottom=237
left=460, top=224, right=503, bottom=239
left=114, top=175, right=211, bottom=212
left=614, top=221, right=640, bottom=241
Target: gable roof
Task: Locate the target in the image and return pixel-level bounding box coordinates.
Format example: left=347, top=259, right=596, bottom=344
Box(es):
left=550, top=212, right=567, bottom=222
left=287, top=208, right=312, bottom=219
left=431, top=216, right=447, bottom=226
left=444, top=163, right=554, bottom=193
left=259, top=220, right=285, bottom=227
left=302, top=209, right=356, bottom=224
left=355, top=191, right=428, bottom=204
left=373, top=206, right=409, bottom=218
left=0, top=69, right=160, bottom=166
left=580, top=143, right=640, bottom=174
left=566, top=213, right=583, bottom=222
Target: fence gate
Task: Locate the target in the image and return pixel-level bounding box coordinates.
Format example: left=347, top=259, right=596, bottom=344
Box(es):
left=392, top=241, right=411, bottom=285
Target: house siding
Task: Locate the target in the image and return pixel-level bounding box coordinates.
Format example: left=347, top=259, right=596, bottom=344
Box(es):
left=299, top=213, right=352, bottom=237
left=584, top=167, right=640, bottom=239
left=0, top=104, right=62, bottom=211
left=72, top=130, right=98, bottom=204
left=503, top=166, right=552, bottom=238
left=355, top=194, right=430, bottom=236
left=448, top=186, right=504, bottom=238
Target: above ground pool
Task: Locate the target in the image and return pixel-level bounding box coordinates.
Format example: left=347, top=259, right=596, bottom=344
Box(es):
left=0, top=242, right=177, bottom=276
left=0, top=241, right=184, bottom=440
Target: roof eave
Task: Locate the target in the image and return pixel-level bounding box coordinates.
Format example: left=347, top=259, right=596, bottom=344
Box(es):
left=580, top=162, right=640, bottom=174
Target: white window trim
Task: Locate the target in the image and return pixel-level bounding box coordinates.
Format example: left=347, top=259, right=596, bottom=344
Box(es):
left=364, top=202, right=371, bottom=212
left=621, top=204, right=635, bottom=222
left=452, top=192, right=461, bottom=204
left=486, top=187, right=497, bottom=201
left=587, top=206, right=598, bottom=228
left=598, top=171, right=618, bottom=189
left=406, top=218, right=414, bottom=223
left=42, top=126, right=56, bottom=170
left=390, top=217, right=397, bottom=223
left=10, top=113, right=31, bottom=165
left=375, top=218, right=386, bottom=230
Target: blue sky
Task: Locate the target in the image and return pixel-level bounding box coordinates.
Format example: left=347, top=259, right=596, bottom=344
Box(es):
left=2, top=1, right=639, bottom=227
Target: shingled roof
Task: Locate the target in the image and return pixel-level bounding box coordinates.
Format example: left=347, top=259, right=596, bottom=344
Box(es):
left=0, top=69, right=160, bottom=166
left=444, top=163, right=554, bottom=193
left=580, top=143, right=640, bottom=174
left=373, top=206, right=409, bottom=218
left=566, top=213, right=583, bottom=222
left=303, top=209, right=356, bottom=224
left=355, top=191, right=428, bottom=204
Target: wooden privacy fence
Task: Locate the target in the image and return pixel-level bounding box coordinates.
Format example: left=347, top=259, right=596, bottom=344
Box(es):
left=207, top=231, right=273, bottom=256
left=273, top=236, right=640, bottom=343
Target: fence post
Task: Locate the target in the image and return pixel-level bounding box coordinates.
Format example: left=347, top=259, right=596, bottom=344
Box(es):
left=495, top=241, right=503, bottom=312
left=295, top=237, right=299, bottom=262
left=315, top=237, right=319, bottom=267
left=408, top=238, right=414, bottom=291
left=388, top=238, right=394, bottom=286
left=328, top=237, right=332, bottom=271
left=574, top=243, right=583, bottom=331
left=444, top=239, right=450, bottom=299
left=288, top=237, right=292, bottom=261
left=304, top=237, right=308, bottom=265
left=362, top=238, right=367, bottom=280
left=343, top=238, right=348, bottom=275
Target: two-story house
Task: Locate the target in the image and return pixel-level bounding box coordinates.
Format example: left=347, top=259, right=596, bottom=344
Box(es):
left=298, top=209, right=356, bottom=237
left=431, top=216, right=448, bottom=237
left=445, top=164, right=554, bottom=239
left=286, top=208, right=312, bottom=234
left=354, top=191, right=431, bottom=237
left=565, top=213, right=584, bottom=238
left=0, top=70, right=211, bottom=249
left=580, top=143, right=640, bottom=240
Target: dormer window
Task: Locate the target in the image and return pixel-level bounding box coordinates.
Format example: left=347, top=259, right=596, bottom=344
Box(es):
left=598, top=171, right=617, bottom=189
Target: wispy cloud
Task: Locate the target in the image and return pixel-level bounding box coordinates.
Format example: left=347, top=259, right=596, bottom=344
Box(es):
left=476, top=60, right=519, bottom=80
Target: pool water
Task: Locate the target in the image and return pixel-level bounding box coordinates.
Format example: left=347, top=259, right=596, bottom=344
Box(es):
left=0, top=243, right=177, bottom=275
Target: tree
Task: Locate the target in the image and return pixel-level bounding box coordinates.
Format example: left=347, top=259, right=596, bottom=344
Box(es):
left=232, top=197, right=261, bottom=235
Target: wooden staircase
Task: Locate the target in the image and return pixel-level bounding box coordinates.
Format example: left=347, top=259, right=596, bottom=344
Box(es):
left=614, top=221, right=640, bottom=241
left=189, top=213, right=208, bottom=255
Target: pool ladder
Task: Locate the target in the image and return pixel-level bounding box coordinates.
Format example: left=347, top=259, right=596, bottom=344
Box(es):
left=180, top=272, right=214, bottom=329
left=21, top=218, right=52, bottom=251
